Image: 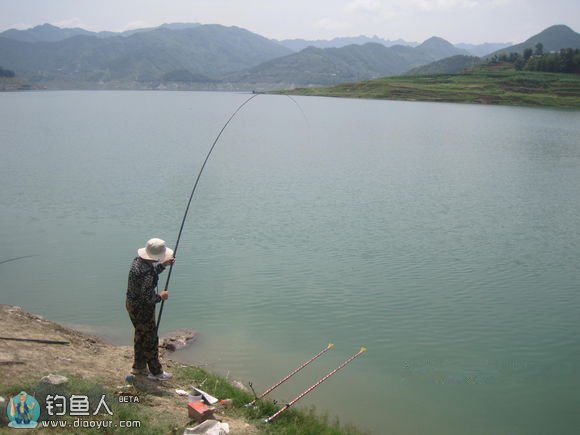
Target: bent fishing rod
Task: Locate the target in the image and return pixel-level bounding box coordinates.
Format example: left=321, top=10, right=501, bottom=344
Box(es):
left=246, top=343, right=334, bottom=407
left=156, top=93, right=259, bottom=331
left=265, top=346, right=367, bottom=423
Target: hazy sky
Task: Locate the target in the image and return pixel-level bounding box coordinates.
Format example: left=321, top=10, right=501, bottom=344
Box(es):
left=1, top=0, right=578, bottom=44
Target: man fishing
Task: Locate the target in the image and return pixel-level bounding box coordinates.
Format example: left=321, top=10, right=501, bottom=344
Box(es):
left=126, top=238, right=175, bottom=381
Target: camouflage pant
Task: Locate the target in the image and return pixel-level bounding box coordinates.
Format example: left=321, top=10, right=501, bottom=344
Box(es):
left=126, top=301, right=162, bottom=375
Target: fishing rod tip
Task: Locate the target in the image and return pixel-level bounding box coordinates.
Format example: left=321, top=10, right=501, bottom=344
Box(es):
left=360, top=346, right=368, bottom=353
left=327, top=343, right=335, bottom=349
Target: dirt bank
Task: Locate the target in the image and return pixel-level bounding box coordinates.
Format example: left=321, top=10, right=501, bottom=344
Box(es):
left=0, top=304, right=257, bottom=434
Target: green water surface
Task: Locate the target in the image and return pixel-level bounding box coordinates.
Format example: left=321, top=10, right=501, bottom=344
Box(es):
left=1, top=91, right=579, bottom=434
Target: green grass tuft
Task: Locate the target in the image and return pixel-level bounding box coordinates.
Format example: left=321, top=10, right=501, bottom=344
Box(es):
left=173, top=366, right=368, bottom=435
left=1, top=367, right=367, bottom=434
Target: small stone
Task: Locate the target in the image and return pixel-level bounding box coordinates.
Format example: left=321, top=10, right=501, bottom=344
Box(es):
left=183, top=419, right=229, bottom=434
left=40, top=374, right=69, bottom=385
left=159, top=329, right=197, bottom=351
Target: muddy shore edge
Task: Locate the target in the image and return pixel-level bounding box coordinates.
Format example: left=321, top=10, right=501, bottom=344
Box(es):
left=0, top=305, right=366, bottom=434
left=0, top=304, right=258, bottom=433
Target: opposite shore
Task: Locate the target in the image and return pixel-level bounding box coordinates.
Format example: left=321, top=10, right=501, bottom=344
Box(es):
left=3, top=70, right=579, bottom=110
left=279, top=68, right=580, bottom=110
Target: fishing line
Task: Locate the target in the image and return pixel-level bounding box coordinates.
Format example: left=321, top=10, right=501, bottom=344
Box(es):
left=0, top=255, right=37, bottom=266
left=156, top=92, right=311, bottom=331
left=284, top=95, right=311, bottom=133
left=156, top=93, right=259, bottom=330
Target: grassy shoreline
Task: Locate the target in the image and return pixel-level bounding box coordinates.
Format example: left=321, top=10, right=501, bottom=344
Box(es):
left=1, top=368, right=365, bottom=434
left=278, top=69, right=580, bottom=109
left=0, top=305, right=366, bottom=434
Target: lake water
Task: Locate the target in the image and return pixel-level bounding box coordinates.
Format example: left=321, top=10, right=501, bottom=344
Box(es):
left=1, top=91, right=579, bottom=434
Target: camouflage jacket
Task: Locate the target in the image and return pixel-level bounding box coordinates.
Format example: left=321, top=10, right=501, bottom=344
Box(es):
left=126, top=257, right=166, bottom=307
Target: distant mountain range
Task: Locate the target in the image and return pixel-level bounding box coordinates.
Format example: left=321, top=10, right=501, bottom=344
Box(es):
left=0, top=23, right=102, bottom=42
left=278, top=36, right=512, bottom=57
left=403, top=25, right=580, bottom=76
left=488, top=24, right=580, bottom=57
left=227, top=37, right=468, bottom=86
left=278, top=35, right=419, bottom=51
left=0, top=23, right=577, bottom=90
left=0, top=22, right=204, bottom=42
left=0, top=24, right=292, bottom=85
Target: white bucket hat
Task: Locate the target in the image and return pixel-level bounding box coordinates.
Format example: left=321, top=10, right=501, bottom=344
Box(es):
left=138, top=238, right=174, bottom=262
